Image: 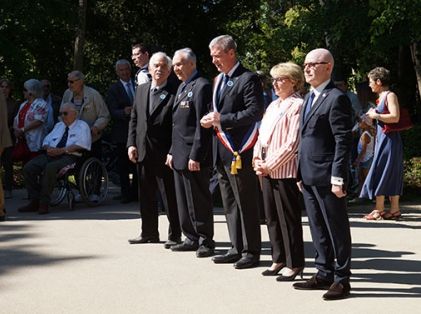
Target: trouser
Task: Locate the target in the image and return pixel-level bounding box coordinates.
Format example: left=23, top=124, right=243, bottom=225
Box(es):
left=23, top=153, right=77, bottom=205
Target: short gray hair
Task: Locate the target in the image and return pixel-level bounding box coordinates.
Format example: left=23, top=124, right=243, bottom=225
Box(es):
left=115, top=59, right=132, bottom=71
left=209, top=35, right=237, bottom=52
left=68, top=70, right=85, bottom=81
left=23, top=79, right=43, bottom=98
left=173, top=48, right=196, bottom=65
left=149, top=52, right=172, bottom=69
left=60, top=102, right=77, bottom=112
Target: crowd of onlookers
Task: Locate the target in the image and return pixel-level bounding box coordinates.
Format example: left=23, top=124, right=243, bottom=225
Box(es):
left=0, top=34, right=406, bottom=301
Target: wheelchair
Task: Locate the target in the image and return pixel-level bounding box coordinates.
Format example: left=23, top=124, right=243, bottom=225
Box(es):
left=50, top=156, right=109, bottom=209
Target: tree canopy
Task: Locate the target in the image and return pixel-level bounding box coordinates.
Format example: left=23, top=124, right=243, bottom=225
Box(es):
left=1, top=0, right=420, bottom=113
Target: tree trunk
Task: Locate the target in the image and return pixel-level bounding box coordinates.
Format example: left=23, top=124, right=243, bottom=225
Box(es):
left=410, top=42, right=421, bottom=108
left=73, top=0, right=87, bottom=71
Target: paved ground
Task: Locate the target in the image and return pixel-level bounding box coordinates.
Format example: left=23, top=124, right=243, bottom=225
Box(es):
left=1, top=188, right=421, bottom=314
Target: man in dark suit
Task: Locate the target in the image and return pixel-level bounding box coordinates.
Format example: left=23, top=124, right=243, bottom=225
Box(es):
left=165, top=48, right=214, bottom=258
left=201, top=35, right=264, bottom=269
left=106, top=59, right=138, bottom=203
left=294, top=48, right=353, bottom=300
left=127, top=52, right=181, bottom=248
left=132, top=43, right=151, bottom=86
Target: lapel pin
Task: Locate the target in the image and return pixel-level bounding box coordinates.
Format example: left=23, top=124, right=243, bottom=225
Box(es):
left=227, top=80, right=234, bottom=87
left=187, top=91, right=193, bottom=98
left=160, top=94, right=166, bottom=100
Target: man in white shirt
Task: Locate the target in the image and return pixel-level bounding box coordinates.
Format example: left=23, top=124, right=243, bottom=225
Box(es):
left=132, top=43, right=151, bottom=86
left=18, top=102, right=91, bottom=215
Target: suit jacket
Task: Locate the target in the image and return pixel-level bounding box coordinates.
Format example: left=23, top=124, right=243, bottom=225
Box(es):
left=170, top=73, right=213, bottom=170
left=213, top=64, right=264, bottom=166
left=127, top=81, right=177, bottom=166
left=106, top=80, right=134, bottom=144
left=298, top=81, right=353, bottom=186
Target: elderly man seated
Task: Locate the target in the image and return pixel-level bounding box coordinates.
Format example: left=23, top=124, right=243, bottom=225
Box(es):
left=18, top=103, right=92, bottom=214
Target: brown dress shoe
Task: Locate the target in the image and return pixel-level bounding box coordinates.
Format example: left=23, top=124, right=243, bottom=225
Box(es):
left=323, top=282, right=351, bottom=300
left=18, top=200, right=40, bottom=213
left=293, top=274, right=333, bottom=290
left=38, top=203, right=50, bottom=215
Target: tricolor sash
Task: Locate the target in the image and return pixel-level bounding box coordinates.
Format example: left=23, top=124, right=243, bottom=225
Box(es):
left=212, top=74, right=259, bottom=175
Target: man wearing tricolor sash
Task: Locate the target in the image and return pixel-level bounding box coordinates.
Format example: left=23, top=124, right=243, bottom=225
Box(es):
left=201, top=35, right=264, bottom=269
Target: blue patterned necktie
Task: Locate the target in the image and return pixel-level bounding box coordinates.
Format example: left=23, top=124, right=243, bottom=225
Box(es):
left=304, top=92, right=315, bottom=120
left=126, top=82, right=134, bottom=103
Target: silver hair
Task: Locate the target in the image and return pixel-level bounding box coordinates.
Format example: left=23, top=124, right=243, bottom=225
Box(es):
left=68, top=70, right=85, bottom=81
left=60, top=102, right=77, bottom=112
left=149, top=52, right=172, bottom=69
left=173, top=48, right=196, bottom=65
left=23, top=79, right=43, bottom=98
left=115, top=59, right=132, bottom=71
left=209, top=35, right=237, bottom=52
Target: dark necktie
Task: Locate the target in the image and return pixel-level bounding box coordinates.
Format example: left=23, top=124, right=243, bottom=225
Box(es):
left=216, top=74, right=229, bottom=106
left=304, top=92, right=315, bottom=120
left=149, top=88, right=159, bottom=115
left=56, top=126, right=69, bottom=148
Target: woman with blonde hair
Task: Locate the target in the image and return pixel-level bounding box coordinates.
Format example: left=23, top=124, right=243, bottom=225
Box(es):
left=253, top=62, right=305, bottom=280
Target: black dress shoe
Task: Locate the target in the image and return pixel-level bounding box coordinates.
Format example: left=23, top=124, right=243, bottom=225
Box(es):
left=164, top=238, right=182, bottom=249
left=212, top=253, right=241, bottom=264
left=276, top=267, right=304, bottom=281
left=293, top=274, right=333, bottom=290
left=261, top=264, right=285, bottom=276
left=323, top=282, right=351, bottom=300
left=234, top=256, right=260, bottom=269
left=171, top=242, right=199, bottom=252
left=128, top=236, right=160, bottom=244
left=196, top=245, right=215, bottom=258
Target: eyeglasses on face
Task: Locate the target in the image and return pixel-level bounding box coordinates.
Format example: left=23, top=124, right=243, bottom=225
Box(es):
left=23, top=88, right=28, bottom=92
left=303, top=62, right=329, bottom=69
left=272, top=76, right=289, bottom=83
left=59, top=111, right=73, bottom=116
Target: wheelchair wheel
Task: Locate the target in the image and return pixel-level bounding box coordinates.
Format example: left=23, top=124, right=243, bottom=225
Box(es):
left=78, top=157, right=108, bottom=207
left=50, top=178, right=67, bottom=206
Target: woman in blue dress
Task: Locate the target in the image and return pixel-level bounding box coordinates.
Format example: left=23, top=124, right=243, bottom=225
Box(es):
left=360, top=67, right=403, bottom=220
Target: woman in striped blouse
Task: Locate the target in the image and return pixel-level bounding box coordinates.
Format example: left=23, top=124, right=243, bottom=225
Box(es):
left=253, top=62, right=305, bottom=281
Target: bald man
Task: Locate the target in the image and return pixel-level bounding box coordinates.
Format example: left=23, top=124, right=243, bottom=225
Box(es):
left=295, top=48, right=353, bottom=300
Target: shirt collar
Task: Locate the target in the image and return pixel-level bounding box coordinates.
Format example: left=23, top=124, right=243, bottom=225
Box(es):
left=225, top=62, right=240, bottom=78
left=184, top=70, right=198, bottom=85
left=151, top=81, right=167, bottom=91
left=311, top=79, right=330, bottom=97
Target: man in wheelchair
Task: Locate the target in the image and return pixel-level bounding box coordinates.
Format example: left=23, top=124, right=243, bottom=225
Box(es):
left=18, top=102, right=92, bottom=214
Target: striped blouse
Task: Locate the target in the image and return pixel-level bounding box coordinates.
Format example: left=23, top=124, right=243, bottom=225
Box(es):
left=253, top=93, right=303, bottom=179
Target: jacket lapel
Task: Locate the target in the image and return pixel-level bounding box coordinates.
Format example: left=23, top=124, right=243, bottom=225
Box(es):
left=150, top=88, right=169, bottom=117
left=302, top=82, right=335, bottom=130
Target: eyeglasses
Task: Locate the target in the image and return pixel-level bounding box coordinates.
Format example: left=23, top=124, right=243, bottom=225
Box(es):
left=67, top=79, right=80, bottom=84
left=23, top=88, right=28, bottom=92
left=303, top=62, right=329, bottom=69
left=59, top=111, right=71, bottom=116
left=272, top=76, right=289, bottom=83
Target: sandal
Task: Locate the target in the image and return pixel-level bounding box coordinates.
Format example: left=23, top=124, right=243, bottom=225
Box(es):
left=364, top=209, right=385, bottom=221
left=383, top=210, right=401, bottom=220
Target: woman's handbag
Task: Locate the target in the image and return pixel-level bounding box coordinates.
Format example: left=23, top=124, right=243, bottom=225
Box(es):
left=382, top=93, right=413, bottom=134
left=11, top=138, right=31, bottom=162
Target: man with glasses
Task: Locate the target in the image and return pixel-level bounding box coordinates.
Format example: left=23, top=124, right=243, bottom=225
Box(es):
left=61, top=70, right=110, bottom=158
left=294, top=48, right=353, bottom=300
left=17, top=103, right=91, bottom=214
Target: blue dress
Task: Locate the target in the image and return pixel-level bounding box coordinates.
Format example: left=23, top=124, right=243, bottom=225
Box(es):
left=360, top=96, right=403, bottom=199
